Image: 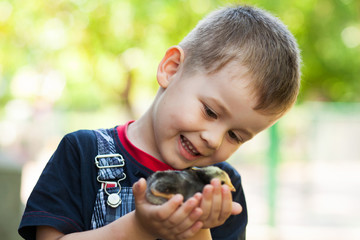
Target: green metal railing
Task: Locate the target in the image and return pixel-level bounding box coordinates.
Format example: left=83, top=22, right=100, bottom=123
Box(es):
left=268, top=123, right=279, bottom=227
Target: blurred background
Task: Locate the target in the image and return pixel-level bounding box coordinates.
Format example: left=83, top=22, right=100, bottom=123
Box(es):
left=0, top=0, right=359, bottom=239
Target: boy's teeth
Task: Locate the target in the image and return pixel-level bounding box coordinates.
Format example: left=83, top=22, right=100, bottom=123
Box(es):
left=181, top=136, right=200, bottom=156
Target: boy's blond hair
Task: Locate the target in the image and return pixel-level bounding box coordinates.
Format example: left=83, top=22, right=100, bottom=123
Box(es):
left=179, top=5, right=301, bottom=116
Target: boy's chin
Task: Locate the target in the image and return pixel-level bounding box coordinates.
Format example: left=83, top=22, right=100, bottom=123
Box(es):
left=165, top=160, right=193, bottom=170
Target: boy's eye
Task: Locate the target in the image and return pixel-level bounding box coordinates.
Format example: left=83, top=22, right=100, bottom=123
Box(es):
left=228, top=130, right=242, bottom=143
left=204, top=105, right=218, bottom=119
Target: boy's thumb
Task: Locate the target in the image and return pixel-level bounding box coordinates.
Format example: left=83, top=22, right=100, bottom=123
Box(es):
left=231, top=202, right=243, bottom=215
left=133, top=178, right=147, bottom=201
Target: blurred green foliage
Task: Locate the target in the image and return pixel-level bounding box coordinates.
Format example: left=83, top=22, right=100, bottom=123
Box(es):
left=0, top=0, right=359, bottom=115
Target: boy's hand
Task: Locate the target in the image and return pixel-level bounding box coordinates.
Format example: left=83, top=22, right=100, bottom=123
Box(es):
left=199, top=178, right=243, bottom=229
left=133, top=178, right=204, bottom=240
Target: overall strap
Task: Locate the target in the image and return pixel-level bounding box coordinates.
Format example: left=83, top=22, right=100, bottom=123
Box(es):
left=91, top=128, right=133, bottom=229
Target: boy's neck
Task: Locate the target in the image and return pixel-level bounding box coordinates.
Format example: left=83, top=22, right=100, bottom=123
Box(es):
left=127, top=106, right=159, bottom=160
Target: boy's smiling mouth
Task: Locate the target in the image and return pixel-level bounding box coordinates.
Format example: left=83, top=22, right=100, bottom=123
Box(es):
left=180, top=135, right=201, bottom=157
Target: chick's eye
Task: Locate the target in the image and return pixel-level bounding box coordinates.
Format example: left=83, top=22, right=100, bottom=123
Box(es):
left=228, top=130, right=241, bottom=143
left=204, top=105, right=217, bottom=119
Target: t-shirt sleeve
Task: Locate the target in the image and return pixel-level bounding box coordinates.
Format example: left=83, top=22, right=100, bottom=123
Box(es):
left=211, top=162, right=248, bottom=240
left=18, top=130, right=98, bottom=240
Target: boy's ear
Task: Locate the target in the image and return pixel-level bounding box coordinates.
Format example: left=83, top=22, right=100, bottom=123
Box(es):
left=157, top=46, right=185, bottom=88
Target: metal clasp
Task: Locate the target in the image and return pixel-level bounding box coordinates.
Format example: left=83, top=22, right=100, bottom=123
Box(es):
left=95, top=154, right=125, bottom=169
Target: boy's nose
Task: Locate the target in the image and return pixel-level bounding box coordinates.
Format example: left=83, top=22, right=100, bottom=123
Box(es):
left=200, top=128, right=224, bottom=150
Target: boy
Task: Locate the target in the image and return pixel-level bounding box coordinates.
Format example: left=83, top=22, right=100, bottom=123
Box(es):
left=19, top=4, right=301, bottom=240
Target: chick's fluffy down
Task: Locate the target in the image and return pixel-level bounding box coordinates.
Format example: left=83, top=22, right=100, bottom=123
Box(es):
left=145, top=166, right=235, bottom=205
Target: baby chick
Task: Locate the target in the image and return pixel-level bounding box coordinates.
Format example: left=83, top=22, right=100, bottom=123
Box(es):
left=146, top=166, right=236, bottom=205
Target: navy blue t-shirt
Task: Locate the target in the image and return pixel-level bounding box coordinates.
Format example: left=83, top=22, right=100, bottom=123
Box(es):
left=18, top=125, right=247, bottom=239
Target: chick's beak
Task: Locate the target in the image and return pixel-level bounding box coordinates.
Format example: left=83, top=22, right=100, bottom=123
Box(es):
left=229, top=184, right=236, bottom=192
left=225, top=180, right=236, bottom=192
left=223, top=175, right=236, bottom=192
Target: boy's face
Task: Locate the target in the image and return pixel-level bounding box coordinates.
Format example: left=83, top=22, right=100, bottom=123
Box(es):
left=150, top=48, right=279, bottom=170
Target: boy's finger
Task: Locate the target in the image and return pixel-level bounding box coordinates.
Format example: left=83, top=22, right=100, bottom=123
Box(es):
left=170, top=207, right=203, bottom=234
left=133, top=178, right=147, bottom=203
left=200, top=184, right=213, bottom=220
left=209, top=179, right=222, bottom=219
left=218, top=185, right=233, bottom=222
left=176, top=221, right=204, bottom=240
left=155, top=194, right=183, bottom=221
left=163, top=196, right=198, bottom=229
left=231, top=202, right=243, bottom=215
left=193, top=192, right=202, bottom=201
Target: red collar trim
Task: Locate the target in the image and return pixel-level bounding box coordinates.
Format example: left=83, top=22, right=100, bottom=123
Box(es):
left=117, top=121, right=175, bottom=172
